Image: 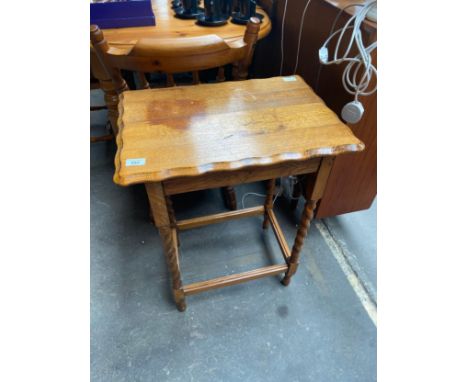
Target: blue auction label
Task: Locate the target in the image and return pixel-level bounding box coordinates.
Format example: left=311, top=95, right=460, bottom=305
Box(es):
left=126, top=158, right=146, bottom=167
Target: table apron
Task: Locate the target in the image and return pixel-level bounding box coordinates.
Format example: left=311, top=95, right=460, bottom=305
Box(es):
left=163, top=157, right=322, bottom=196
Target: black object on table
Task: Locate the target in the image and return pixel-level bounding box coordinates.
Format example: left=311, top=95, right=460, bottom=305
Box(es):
left=175, top=0, right=203, bottom=19
left=231, top=0, right=263, bottom=24
left=172, top=0, right=182, bottom=9
left=232, top=0, right=240, bottom=13
left=197, top=0, right=232, bottom=26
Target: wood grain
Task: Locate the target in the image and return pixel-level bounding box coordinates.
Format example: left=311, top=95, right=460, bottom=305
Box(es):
left=256, top=0, right=377, bottom=218
left=183, top=264, right=288, bottom=296
left=91, top=27, right=130, bottom=134
left=91, top=18, right=261, bottom=143
left=315, top=48, right=376, bottom=217
left=266, top=209, right=291, bottom=262
left=114, top=76, right=364, bottom=186
left=281, top=198, right=316, bottom=286
left=163, top=157, right=321, bottom=195
left=101, top=0, right=271, bottom=49
left=91, top=18, right=262, bottom=215
left=176, top=206, right=264, bottom=230
left=106, top=33, right=250, bottom=74
left=324, top=0, right=377, bottom=27
left=145, top=182, right=186, bottom=311
left=222, top=186, right=237, bottom=210
left=282, top=173, right=320, bottom=286
left=262, top=178, right=275, bottom=229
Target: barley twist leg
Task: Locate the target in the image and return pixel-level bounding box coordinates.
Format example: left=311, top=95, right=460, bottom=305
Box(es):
left=282, top=200, right=317, bottom=286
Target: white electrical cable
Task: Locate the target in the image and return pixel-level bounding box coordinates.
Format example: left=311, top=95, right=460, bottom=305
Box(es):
left=279, top=0, right=289, bottom=76
left=315, top=3, right=362, bottom=91
left=321, top=2, right=377, bottom=94
left=293, top=0, right=313, bottom=74
left=296, top=1, right=361, bottom=75
left=241, top=190, right=282, bottom=209
left=318, top=1, right=377, bottom=122
left=241, top=192, right=265, bottom=209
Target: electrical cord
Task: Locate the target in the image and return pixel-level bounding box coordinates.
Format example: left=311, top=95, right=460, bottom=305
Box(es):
left=241, top=190, right=282, bottom=209
left=318, top=1, right=377, bottom=123
left=293, top=0, right=313, bottom=74
left=279, top=0, right=289, bottom=75
left=283, top=0, right=377, bottom=122
left=320, top=2, right=376, bottom=96
left=291, top=0, right=349, bottom=75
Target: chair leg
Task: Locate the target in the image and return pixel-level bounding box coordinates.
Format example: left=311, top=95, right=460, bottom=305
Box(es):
left=290, top=179, right=302, bottom=210
left=145, top=182, right=186, bottom=311
left=222, top=186, right=237, bottom=210
left=90, top=134, right=113, bottom=143
left=263, top=179, right=275, bottom=229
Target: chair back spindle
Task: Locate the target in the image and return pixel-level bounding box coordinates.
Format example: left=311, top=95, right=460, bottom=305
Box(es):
left=136, top=72, right=150, bottom=89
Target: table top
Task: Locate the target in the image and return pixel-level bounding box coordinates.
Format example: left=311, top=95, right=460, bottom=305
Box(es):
left=114, top=76, right=364, bottom=186
left=102, top=0, right=271, bottom=50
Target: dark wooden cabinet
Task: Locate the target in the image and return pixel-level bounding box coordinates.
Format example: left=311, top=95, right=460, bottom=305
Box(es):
left=254, top=0, right=377, bottom=218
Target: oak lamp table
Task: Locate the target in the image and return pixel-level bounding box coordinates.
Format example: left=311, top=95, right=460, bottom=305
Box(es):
left=114, top=76, right=364, bottom=311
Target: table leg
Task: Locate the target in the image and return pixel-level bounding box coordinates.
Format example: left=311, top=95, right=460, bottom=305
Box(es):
left=136, top=71, right=150, bottom=89
left=263, top=179, right=275, bottom=229
left=165, top=195, right=180, bottom=247
left=145, top=182, right=186, bottom=311
left=282, top=198, right=317, bottom=286
left=282, top=157, right=335, bottom=286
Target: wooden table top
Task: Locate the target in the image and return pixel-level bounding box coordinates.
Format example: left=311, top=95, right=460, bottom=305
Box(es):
left=102, top=0, right=271, bottom=50
left=114, top=76, right=364, bottom=186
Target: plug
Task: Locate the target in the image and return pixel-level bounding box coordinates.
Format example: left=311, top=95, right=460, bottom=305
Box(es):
left=319, top=47, right=328, bottom=64
left=341, top=101, right=364, bottom=124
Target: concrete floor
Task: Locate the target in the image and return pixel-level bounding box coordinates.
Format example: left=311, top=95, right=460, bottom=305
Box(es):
left=91, top=97, right=376, bottom=382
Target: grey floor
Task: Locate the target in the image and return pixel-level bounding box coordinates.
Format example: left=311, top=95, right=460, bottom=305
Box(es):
left=91, top=92, right=377, bottom=382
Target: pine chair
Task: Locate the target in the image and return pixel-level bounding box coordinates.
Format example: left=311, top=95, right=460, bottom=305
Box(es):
left=90, top=18, right=261, bottom=211
left=90, top=71, right=112, bottom=143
